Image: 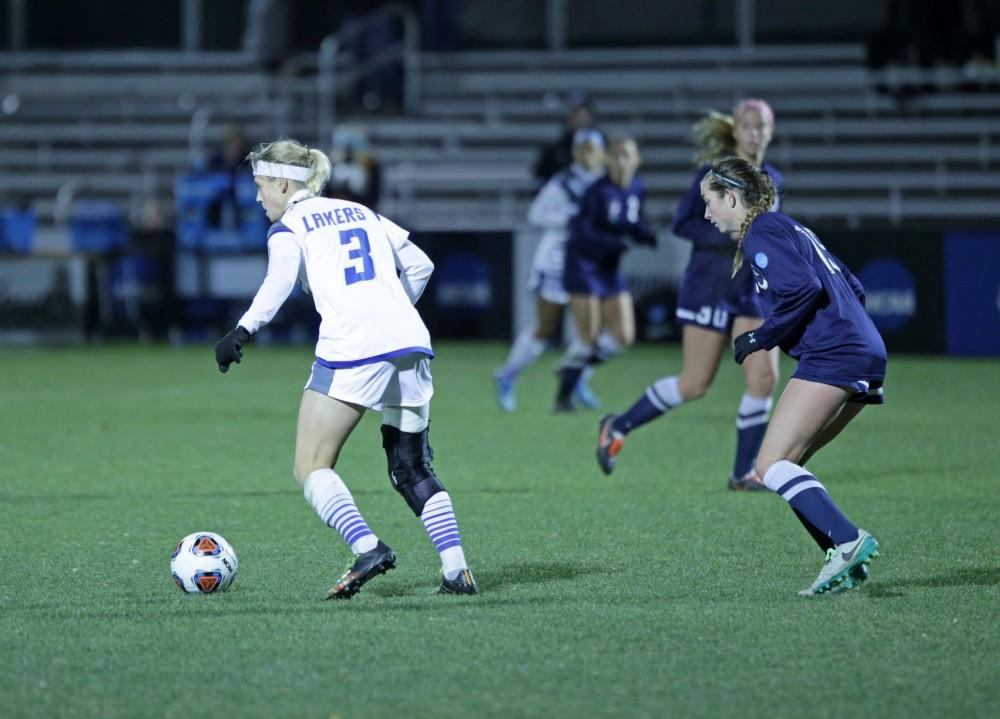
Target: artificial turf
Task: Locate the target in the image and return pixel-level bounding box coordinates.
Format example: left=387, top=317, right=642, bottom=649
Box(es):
left=1, top=342, right=998, bottom=718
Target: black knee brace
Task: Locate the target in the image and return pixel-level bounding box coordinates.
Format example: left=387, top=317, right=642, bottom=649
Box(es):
left=380, top=423, right=445, bottom=515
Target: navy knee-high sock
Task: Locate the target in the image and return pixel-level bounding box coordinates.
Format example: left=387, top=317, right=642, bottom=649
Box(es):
left=762, top=460, right=858, bottom=546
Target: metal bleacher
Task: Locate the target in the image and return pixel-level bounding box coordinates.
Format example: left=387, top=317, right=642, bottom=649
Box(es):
left=0, top=50, right=311, bottom=249
left=3, top=42, right=1000, bottom=246
left=374, top=44, right=1000, bottom=231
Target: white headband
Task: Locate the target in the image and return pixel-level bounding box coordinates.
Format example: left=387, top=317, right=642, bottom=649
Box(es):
left=253, top=161, right=311, bottom=181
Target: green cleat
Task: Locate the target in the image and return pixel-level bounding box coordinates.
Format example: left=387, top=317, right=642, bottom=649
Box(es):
left=798, top=530, right=879, bottom=596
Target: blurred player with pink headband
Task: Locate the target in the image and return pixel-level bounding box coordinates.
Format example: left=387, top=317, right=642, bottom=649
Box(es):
left=596, top=99, right=784, bottom=489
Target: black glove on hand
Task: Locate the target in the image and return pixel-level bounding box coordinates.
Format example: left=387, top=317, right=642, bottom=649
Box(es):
left=215, top=326, right=251, bottom=373
left=733, top=331, right=760, bottom=365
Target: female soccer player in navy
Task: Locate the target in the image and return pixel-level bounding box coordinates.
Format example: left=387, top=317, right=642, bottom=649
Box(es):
left=493, top=129, right=606, bottom=412
left=214, top=137, right=477, bottom=598
left=596, top=100, right=782, bottom=489
left=701, top=155, right=883, bottom=595
left=552, top=135, right=656, bottom=411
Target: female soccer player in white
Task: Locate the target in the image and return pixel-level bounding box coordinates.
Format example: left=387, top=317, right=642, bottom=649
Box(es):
left=214, top=138, right=477, bottom=598
left=493, top=129, right=606, bottom=412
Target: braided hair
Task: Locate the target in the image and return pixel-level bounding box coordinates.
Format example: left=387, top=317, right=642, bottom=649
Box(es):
left=703, top=156, right=777, bottom=277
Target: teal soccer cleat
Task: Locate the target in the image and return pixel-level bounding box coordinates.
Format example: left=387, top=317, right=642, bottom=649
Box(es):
left=798, top=530, right=879, bottom=596
left=572, top=375, right=601, bottom=409
left=493, top=371, right=516, bottom=412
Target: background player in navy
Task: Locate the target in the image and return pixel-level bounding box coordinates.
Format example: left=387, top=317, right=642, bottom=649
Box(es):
left=493, top=129, right=606, bottom=412
left=553, top=136, right=657, bottom=411
left=596, top=100, right=782, bottom=489
left=702, top=156, right=884, bottom=595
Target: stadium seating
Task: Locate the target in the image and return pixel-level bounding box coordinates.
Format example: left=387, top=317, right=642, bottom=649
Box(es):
left=1, top=43, right=999, bottom=243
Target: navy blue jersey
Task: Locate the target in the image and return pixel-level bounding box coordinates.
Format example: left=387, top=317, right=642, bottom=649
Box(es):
left=743, top=212, right=885, bottom=369
left=567, top=175, right=656, bottom=268
left=672, top=163, right=784, bottom=250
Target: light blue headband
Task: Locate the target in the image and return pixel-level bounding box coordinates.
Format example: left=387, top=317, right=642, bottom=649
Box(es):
left=710, top=170, right=746, bottom=190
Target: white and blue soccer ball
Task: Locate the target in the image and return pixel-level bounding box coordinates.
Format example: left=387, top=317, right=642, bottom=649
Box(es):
left=171, top=532, right=238, bottom=594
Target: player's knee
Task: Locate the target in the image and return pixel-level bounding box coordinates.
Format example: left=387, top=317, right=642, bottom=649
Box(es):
left=380, top=424, right=445, bottom=515
left=746, top=365, right=778, bottom=396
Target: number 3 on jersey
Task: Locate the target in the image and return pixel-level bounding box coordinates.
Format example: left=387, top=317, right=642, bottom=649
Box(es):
left=339, top=228, right=376, bottom=285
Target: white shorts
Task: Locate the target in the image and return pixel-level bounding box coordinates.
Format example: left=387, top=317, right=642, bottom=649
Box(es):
left=527, top=268, right=569, bottom=305
left=527, top=234, right=569, bottom=305
left=305, top=352, right=433, bottom=411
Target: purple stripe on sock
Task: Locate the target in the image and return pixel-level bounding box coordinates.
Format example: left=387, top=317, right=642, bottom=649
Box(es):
left=425, top=517, right=458, bottom=532
left=326, top=499, right=356, bottom=522
left=336, top=517, right=368, bottom=537
left=328, top=508, right=361, bottom=529
left=344, top=526, right=373, bottom=546
left=776, top=475, right=813, bottom=496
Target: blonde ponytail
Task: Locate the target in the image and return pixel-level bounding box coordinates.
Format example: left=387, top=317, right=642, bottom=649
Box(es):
left=248, top=137, right=332, bottom=194
left=305, top=148, right=332, bottom=194
left=692, top=111, right=737, bottom=166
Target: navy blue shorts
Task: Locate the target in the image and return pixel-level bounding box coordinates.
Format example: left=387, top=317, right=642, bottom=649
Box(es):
left=676, top=250, right=761, bottom=334
left=564, top=256, right=627, bottom=298
left=793, top=353, right=887, bottom=405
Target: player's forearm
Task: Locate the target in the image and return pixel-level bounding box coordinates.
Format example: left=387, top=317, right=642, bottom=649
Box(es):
left=395, top=243, right=434, bottom=303
left=237, top=255, right=299, bottom=333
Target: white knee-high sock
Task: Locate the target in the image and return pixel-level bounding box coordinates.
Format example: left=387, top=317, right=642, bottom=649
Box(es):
left=498, top=327, right=547, bottom=382
left=420, top=491, right=468, bottom=579
left=304, top=469, right=378, bottom=554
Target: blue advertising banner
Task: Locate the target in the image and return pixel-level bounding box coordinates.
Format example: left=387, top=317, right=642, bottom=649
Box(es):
left=944, top=233, right=1000, bottom=356
left=409, top=231, right=513, bottom=339
left=823, top=231, right=945, bottom=353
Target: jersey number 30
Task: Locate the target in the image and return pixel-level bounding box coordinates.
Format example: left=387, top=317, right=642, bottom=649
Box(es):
left=340, top=228, right=376, bottom=285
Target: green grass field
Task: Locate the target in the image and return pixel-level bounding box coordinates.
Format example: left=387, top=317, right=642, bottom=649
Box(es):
left=1, top=342, right=998, bottom=719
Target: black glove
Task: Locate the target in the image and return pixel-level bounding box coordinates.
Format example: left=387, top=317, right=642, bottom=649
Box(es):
left=733, top=330, right=760, bottom=365
left=215, top=326, right=251, bottom=373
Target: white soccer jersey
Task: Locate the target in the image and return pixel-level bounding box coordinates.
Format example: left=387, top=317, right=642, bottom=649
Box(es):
left=527, top=163, right=602, bottom=278
left=237, top=190, right=433, bottom=367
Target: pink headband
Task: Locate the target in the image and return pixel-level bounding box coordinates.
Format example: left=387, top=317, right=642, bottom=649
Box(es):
left=733, top=98, right=775, bottom=125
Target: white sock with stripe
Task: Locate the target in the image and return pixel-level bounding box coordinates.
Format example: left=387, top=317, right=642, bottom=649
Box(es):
left=420, top=491, right=468, bottom=579
left=304, top=469, right=378, bottom=554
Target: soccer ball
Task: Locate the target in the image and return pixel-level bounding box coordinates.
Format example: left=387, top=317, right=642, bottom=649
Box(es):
left=171, top=532, right=238, bottom=594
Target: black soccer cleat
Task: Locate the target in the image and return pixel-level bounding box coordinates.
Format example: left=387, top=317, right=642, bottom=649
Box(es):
left=326, top=540, right=397, bottom=600
left=551, top=398, right=577, bottom=413
left=439, top=568, right=479, bottom=595
left=596, top=414, right=625, bottom=476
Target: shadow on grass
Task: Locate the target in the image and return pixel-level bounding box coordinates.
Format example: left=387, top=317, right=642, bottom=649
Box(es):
left=865, top=566, right=1000, bottom=599
left=479, top=560, right=600, bottom=591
